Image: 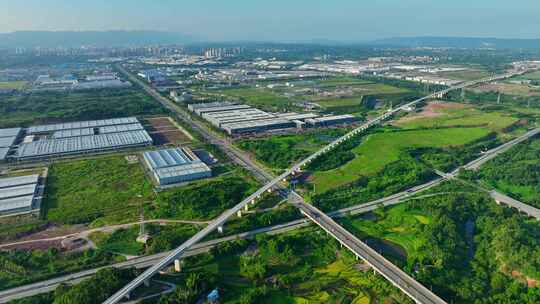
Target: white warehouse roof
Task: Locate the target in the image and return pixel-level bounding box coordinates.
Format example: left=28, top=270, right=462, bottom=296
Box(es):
left=0, top=175, right=39, bottom=189
left=28, top=117, right=139, bottom=134
left=0, top=128, right=22, bottom=138
left=16, top=130, right=152, bottom=159
left=0, top=184, right=37, bottom=200
left=0, top=196, right=34, bottom=213
left=144, top=148, right=197, bottom=169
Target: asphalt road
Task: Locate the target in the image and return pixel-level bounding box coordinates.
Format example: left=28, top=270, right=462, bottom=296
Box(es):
left=290, top=191, right=447, bottom=304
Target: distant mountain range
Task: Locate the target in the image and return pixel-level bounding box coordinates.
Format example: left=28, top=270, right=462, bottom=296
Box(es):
left=371, top=36, right=540, bottom=49
left=1, top=31, right=540, bottom=49
left=0, top=31, right=197, bottom=48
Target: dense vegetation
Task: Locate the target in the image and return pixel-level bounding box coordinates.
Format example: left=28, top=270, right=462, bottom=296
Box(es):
left=0, top=88, right=165, bottom=128
left=463, top=136, right=540, bottom=208
left=342, top=181, right=540, bottom=303
left=0, top=249, right=122, bottom=291
left=236, top=129, right=348, bottom=169
left=312, top=157, right=435, bottom=211
left=45, top=156, right=259, bottom=225
left=8, top=268, right=138, bottom=304
left=155, top=231, right=413, bottom=304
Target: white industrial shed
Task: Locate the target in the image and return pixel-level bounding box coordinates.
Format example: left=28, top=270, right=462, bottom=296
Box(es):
left=0, top=174, right=40, bottom=216
left=143, top=147, right=212, bottom=186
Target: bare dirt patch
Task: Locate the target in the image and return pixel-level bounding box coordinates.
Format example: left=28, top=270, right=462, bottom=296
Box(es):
left=145, top=117, right=192, bottom=145
left=395, top=101, right=467, bottom=124
left=1, top=239, right=63, bottom=251
left=511, top=270, right=540, bottom=288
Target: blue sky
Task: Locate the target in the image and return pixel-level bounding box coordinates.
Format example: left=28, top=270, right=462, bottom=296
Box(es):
left=1, top=0, right=539, bottom=41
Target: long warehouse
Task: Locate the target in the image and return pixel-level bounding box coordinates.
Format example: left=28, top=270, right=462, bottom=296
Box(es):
left=143, top=147, right=212, bottom=186
left=13, top=117, right=153, bottom=160
left=0, top=174, right=40, bottom=216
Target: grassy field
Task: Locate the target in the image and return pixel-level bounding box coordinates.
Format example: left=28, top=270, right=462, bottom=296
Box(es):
left=439, top=69, right=489, bottom=81
left=216, top=87, right=293, bottom=110
left=44, top=155, right=259, bottom=226
left=311, top=127, right=491, bottom=192
left=44, top=155, right=155, bottom=225
left=236, top=129, right=349, bottom=169
left=396, top=103, right=519, bottom=132
left=513, top=71, right=540, bottom=81
left=0, top=81, right=27, bottom=90
left=166, top=229, right=411, bottom=304
left=0, top=88, right=165, bottom=128
left=341, top=204, right=431, bottom=258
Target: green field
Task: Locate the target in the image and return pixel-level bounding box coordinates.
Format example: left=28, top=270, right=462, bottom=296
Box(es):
left=216, top=87, right=293, bottom=110
left=159, top=229, right=412, bottom=304
left=312, top=127, right=491, bottom=192
left=397, top=104, right=519, bottom=132
left=473, top=138, right=540, bottom=208
left=341, top=204, right=431, bottom=258
left=0, top=88, right=165, bottom=128
left=439, top=69, right=489, bottom=81
left=44, top=156, right=259, bottom=226
left=0, top=81, right=27, bottom=90
left=237, top=129, right=349, bottom=169
left=44, top=156, right=155, bottom=225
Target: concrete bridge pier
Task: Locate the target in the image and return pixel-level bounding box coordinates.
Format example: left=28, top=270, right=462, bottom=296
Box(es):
left=144, top=279, right=150, bottom=287
left=237, top=210, right=242, bottom=218
left=174, top=259, right=182, bottom=272
left=217, top=226, right=224, bottom=234
left=244, top=204, right=249, bottom=212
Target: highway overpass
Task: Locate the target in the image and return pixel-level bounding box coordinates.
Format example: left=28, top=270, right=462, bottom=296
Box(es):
left=103, top=69, right=526, bottom=304
left=289, top=191, right=447, bottom=304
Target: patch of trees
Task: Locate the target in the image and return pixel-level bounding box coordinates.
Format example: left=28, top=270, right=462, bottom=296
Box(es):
left=0, top=88, right=166, bottom=128
left=313, top=157, right=435, bottom=211
left=403, top=186, right=540, bottom=303
left=413, top=132, right=501, bottom=172
left=237, top=138, right=311, bottom=169
left=0, top=249, right=120, bottom=291
left=153, top=176, right=258, bottom=220
left=157, top=270, right=218, bottom=304
left=52, top=268, right=137, bottom=304
left=466, top=137, right=540, bottom=207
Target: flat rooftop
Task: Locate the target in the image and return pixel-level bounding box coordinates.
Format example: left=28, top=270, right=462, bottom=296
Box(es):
left=155, top=162, right=212, bottom=179
left=16, top=130, right=153, bottom=159
left=144, top=148, right=198, bottom=170
left=0, top=148, right=8, bottom=161
left=0, top=128, right=22, bottom=138
left=0, top=136, right=17, bottom=148
left=0, top=175, right=39, bottom=189
left=0, top=184, right=37, bottom=200
left=0, top=196, right=34, bottom=213
left=222, top=118, right=295, bottom=130
left=27, top=117, right=140, bottom=134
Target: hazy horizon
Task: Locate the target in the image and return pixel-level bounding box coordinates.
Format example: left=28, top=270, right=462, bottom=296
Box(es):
left=1, top=0, right=540, bottom=41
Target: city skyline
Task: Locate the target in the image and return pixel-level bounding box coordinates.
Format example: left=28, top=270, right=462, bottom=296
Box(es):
left=1, top=0, right=540, bottom=41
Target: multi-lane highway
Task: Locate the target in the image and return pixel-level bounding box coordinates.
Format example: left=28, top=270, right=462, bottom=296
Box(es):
left=4, top=123, right=538, bottom=303
left=289, top=191, right=447, bottom=304
left=103, top=67, right=527, bottom=304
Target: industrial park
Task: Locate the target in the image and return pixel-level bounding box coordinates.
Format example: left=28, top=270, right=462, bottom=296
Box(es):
left=1, top=2, right=540, bottom=303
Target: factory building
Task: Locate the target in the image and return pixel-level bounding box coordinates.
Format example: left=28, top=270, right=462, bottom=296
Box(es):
left=191, top=102, right=357, bottom=136
left=0, top=174, right=40, bottom=216
left=202, top=108, right=276, bottom=127
left=187, top=102, right=234, bottom=112
left=194, top=104, right=252, bottom=116
left=305, top=114, right=357, bottom=127
left=143, top=147, right=212, bottom=186
left=221, top=118, right=297, bottom=135
left=13, top=117, right=152, bottom=160
left=0, top=128, right=22, bottom=162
